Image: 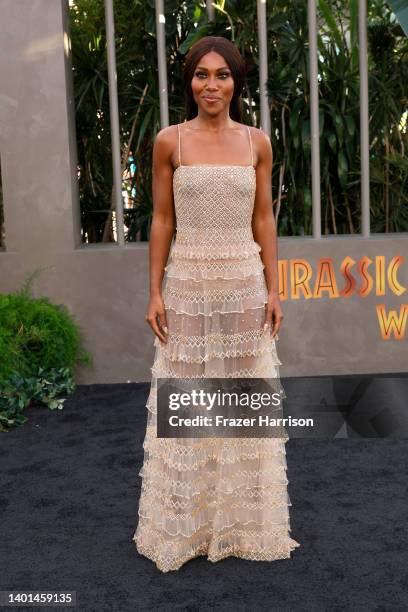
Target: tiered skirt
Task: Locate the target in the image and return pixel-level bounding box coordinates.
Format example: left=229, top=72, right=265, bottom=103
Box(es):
left=133, top=240, right=300, bottom=572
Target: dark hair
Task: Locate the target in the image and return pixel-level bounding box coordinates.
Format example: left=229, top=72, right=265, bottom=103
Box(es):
left=182, top=36, right=246, bottom=122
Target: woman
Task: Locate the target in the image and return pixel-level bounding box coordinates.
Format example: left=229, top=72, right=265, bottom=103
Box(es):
left=133, top=36, right=300, bottom=572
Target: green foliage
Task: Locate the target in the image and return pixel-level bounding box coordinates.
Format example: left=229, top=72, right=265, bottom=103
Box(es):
left=69, top=0, right=408, bottom=238
left=0, top=367, right=75, bottom=432
left=0, top=271, right=92, bottom=430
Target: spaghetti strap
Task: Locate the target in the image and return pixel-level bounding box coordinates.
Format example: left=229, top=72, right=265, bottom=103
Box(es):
left=177, top=124, right=182, bottom=167
left=246, top=125, right=254, bottom=167
left=134, top=119, right=300, bottom=574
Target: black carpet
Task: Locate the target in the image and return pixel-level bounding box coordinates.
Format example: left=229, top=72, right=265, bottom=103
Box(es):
left=1, top=377, right=407, bottom=612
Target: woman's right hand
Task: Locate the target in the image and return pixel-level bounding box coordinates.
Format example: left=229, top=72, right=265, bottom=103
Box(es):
left=145, top=293, right=168, bottom=344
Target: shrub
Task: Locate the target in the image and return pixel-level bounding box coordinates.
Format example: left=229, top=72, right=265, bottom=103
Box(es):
left=0, top=273, right=92, bottom=430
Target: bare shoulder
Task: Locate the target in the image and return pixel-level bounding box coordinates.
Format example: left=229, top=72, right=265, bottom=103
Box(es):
left=248, top=126, right=271, bottom=149
left=152, top=124, right=180, bottom=166
left=154, top=124, right=178, bottom=148
left=246, top=126, right=272, bottom=167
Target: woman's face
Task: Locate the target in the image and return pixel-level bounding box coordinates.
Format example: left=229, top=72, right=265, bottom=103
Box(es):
left=190, top=51, right=234, bottom=115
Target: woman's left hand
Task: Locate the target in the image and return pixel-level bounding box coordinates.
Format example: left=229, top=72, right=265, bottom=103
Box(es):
left=263, top=292, right=283, bottom=340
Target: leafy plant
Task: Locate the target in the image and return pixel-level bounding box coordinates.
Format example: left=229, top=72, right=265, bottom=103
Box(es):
left=68, top=0, right=408, bottom=239
left=0, top=367, right=75, bottom=432
left=0, top=269, right=92, bottom=430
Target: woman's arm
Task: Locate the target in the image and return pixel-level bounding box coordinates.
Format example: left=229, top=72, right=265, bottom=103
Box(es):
left=145, top=126, right=176, bottom=344
left=251, top=128, right=283, bottom=339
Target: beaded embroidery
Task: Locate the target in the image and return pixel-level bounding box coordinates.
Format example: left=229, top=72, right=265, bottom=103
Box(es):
left=133, top=123, right=300, bottom=572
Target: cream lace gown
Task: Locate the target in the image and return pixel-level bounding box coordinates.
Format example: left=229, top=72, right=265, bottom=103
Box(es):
left=133, top=124, right=300, bottom=572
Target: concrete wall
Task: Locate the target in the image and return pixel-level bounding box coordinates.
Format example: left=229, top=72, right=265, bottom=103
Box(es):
left=0, top=0, right=407, bottom=384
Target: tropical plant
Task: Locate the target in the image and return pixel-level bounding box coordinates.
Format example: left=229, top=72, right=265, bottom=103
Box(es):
left=68, top=0, right=408, bottom=240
